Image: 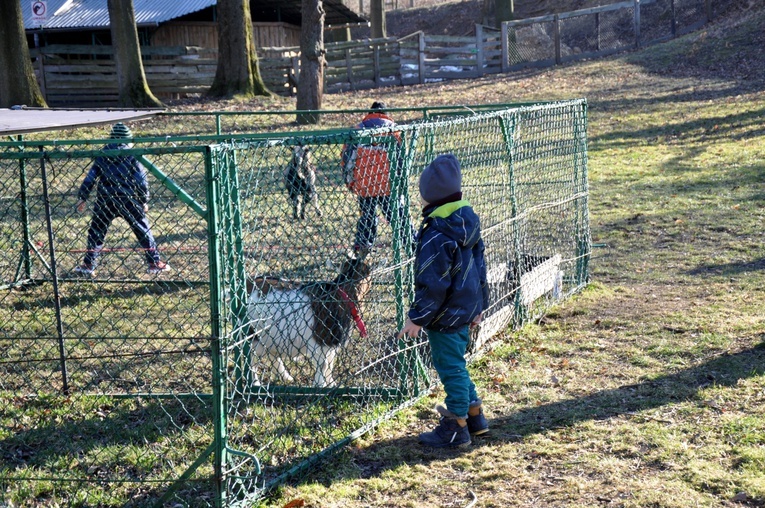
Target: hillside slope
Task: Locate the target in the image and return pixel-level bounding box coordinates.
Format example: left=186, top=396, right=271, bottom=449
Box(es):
left=356, top=0, right=756, bottom=40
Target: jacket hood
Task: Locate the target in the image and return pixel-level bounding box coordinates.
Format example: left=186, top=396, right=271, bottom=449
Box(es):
left=426, top=200, right=481, bottom=248
left=359, top=112, right=395, bottom=129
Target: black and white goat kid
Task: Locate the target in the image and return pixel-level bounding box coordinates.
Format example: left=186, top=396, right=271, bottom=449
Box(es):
left=246, top=256, right=371, bottom=387
left=283, top=146, right=322, bottom=220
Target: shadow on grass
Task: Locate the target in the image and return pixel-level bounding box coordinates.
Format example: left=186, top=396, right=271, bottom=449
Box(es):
left=688, top=257, right=765, bottom=276
left=336, top=339, right=765, bottom=481
left=0, top=397, right=214, bottom=506
left=590, top=103, right=765, bottom=149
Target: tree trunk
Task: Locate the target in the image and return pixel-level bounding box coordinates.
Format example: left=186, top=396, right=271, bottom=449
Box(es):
left=107, top=0, right=163, bottom=108
left=0, top=0, right=47, bottom=108
left=370, top=0, right=386, bottom=39
left=296, top=0, right=325, bottom=125
left=208, top=0, right=271, bottom=98
left=495, top=0, right=515, bottom=27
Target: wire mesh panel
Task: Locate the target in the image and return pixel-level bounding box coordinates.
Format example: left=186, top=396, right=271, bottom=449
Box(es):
left=506, top=20, right=558, bottom=68
left=0, top=100, right=590, bottom=506
left=639, top=0, right=675, bottom=45
left=596, top=5, right=637, bottom=53
left=210, top=100, right=590, bottom=503
left=0, top=142, right=217, bottom=507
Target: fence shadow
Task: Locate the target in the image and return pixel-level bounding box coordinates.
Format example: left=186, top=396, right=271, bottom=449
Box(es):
left=324, top=339, right=765, bottom=483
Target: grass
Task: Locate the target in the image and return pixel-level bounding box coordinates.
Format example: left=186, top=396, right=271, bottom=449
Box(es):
left=256, top=5, right=765, bottom=508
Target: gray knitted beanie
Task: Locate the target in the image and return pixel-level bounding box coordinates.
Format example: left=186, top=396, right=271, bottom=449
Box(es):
left=419, top=153, right=462, bottom=204
left=109, top=122, right=132, bottom=139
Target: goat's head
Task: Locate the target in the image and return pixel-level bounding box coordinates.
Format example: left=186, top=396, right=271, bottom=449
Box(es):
left=333, top=256, right=373, bottom=302
left=291, top=145, right=313, bottom=179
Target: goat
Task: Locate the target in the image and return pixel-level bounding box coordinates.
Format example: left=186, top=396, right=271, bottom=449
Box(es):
left=283, top=146, right=322, bottom=220
left=246, top=256, right=372, bottom=387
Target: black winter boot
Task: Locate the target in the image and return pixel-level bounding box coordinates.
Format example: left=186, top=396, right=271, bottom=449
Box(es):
left=419, top=406, right=471, bottom=448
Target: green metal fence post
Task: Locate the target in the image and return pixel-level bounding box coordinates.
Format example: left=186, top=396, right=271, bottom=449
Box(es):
left=205, top=145, right=228, bottom=508
left=573, top=100, right=591, bottom=287
left=224, top=148, right=252, bottom=394
left=498, top=115, right=526, bottom=326
left=389, top=130, right=429, bottom=397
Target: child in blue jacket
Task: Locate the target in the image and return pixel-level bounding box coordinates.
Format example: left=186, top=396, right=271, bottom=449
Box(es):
left=73, top=123, right=169, bottom=276
left=397, top=153, right=489, bottom=448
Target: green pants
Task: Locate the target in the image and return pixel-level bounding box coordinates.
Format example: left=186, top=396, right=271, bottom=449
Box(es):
left=427, top=325, right=479, bottom=419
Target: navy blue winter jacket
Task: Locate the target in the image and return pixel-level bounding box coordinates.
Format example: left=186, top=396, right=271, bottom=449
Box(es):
left=78, top=143, right=150, bottom=203
left=408, top=200, right=489, bottom=332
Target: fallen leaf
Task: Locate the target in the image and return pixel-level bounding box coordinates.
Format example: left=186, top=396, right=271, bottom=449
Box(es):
left=283, top=499, right=305, bottom=508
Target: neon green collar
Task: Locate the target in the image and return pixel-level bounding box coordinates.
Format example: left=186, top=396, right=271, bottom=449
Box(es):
left=427, top=199, right=471, bottom=218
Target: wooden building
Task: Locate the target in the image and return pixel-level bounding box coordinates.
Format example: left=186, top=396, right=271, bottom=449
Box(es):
left=23, top=0, right=366, bottom=50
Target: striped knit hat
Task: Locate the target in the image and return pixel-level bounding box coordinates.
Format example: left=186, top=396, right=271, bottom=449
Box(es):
left=109, top=122, right=132, bottom=139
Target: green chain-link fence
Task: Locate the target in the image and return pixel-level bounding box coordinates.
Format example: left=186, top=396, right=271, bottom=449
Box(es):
left=0, top=99, right=590, bottom=507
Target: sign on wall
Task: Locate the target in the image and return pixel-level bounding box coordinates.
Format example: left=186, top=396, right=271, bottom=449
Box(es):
left=31, top=0, right=49, bottom=27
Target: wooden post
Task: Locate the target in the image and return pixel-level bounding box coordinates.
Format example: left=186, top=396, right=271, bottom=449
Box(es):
left=595, top=12, right=601, bottom=51
left=704, top=0, right=712, bottom=21
left=475, top=24, right=484, bottom=77
left=554, top=14, right=561, bottom=65
left=373, top=43, right=381, bottom=86
left=634, top=0, right=641, bottom=48
left=501, top=22, right=509, bottom=73
left=418, top=32, right=426, bottom=85
left=345, top=48, right=355, bottom=90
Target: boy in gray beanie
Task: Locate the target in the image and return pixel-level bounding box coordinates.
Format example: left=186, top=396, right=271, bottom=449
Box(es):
left=397, top=153, right=490, bottom=448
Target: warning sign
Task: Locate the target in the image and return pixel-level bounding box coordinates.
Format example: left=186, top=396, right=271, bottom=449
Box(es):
left=31, top=0, right=48, bottom=26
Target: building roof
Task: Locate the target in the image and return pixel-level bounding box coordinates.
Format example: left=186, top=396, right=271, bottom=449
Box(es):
left=0, top=108, right=162, bottom=136
left=23, top=0, right=366, bottom=31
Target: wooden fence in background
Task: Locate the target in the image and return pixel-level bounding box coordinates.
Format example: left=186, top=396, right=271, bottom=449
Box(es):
left=31, top=45, right=296, bottom=106
left=32, top=0, right=724, bottom=106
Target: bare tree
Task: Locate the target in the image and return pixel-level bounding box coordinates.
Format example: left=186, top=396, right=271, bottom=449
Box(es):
left=296, top=0, right=326, bottom=124
left=107, top=0, right=163, bottom=107
left=0, top=0, right=46, bottom=108
left=370, top=0, right=386, bottom=38
left=208, top=0, right=271, bottom=98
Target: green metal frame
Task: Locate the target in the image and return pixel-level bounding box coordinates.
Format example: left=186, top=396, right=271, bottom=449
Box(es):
left=0, top=100, right=591, bottom=507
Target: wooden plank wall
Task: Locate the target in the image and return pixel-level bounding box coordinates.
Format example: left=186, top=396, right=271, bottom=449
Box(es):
left=151, top=22, right=218, bottom=48
left=151, top=21, right=300, bottom=50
